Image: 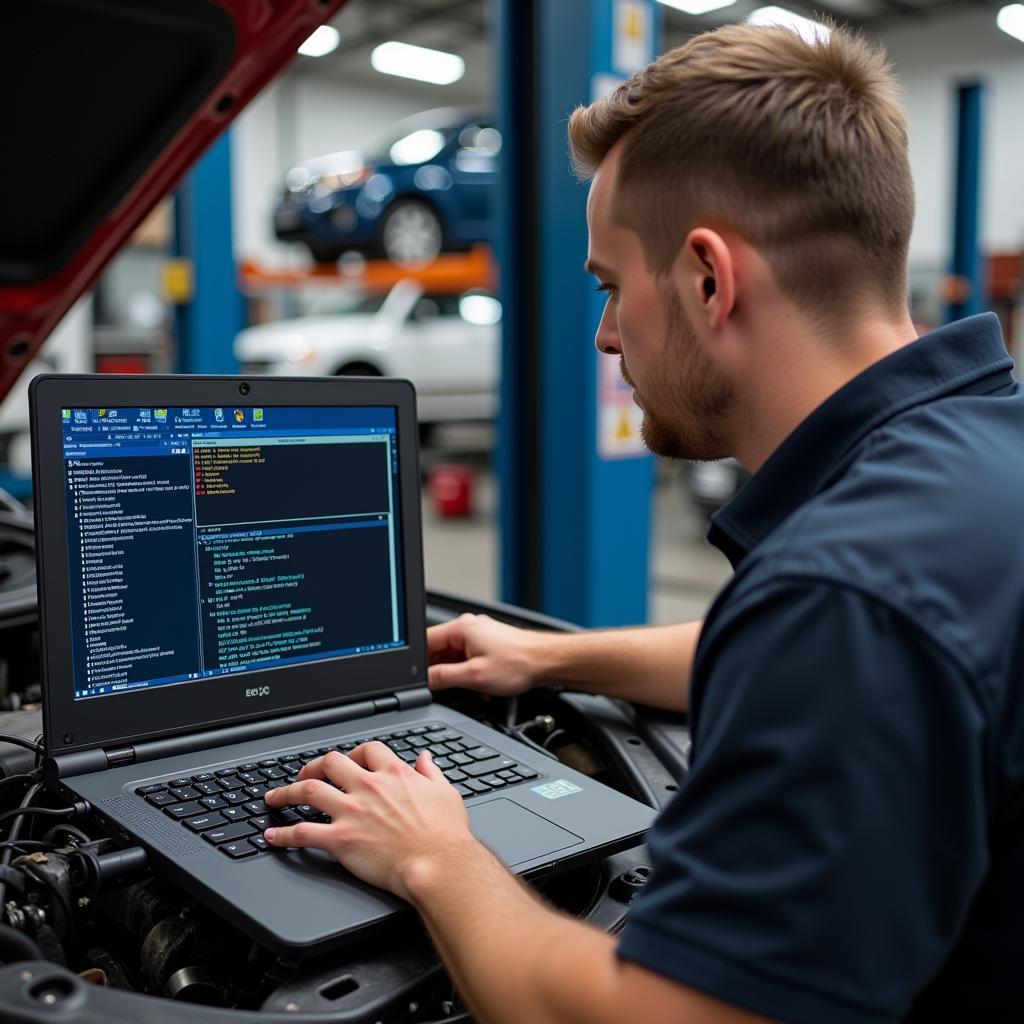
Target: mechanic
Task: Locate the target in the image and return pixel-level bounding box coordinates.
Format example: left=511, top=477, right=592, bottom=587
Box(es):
left=263, top=23, right=1024, bottom=1024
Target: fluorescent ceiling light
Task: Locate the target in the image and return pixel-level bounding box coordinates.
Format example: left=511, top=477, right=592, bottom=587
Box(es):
left=657, top=0, right=737, bottom=14
left=371, top=41, right=465, bottom=85
left=997, top=3, right=1024, bottom=42
left=298, top=25, right=340, bottom=58
left=747, top=6, right=831, bottom=44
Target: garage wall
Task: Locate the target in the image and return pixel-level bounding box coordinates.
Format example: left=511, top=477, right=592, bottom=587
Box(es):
left=880, top=11, right=1024, bottom=270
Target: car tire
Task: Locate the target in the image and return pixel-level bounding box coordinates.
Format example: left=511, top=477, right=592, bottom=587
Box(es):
left=308, top=244, right=344, bottom=265
left=379, top=199, right=443, bottom=266
left=334, top=362, right=382, bottom=377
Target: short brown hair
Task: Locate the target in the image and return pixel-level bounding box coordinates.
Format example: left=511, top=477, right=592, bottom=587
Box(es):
left=569, top=23, right=914, bottom=320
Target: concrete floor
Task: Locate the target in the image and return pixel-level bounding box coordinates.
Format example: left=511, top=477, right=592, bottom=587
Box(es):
left=420, top=428, right=733, bottom=627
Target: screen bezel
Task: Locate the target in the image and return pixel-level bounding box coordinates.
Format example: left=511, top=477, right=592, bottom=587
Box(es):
left=31, top=374, right=427, bottom=756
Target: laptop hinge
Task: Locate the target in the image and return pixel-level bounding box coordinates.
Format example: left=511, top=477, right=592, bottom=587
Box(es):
left=393, top=686, right=431, bottom=710
left=44, top=745, right=135, bottom=783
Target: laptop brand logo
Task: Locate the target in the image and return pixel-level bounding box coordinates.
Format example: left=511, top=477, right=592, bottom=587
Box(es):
left=245, top=686, right=271, bottom=698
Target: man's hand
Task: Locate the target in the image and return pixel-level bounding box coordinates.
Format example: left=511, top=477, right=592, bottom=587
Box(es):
left=427, top=613, right=547, bottom=696
left=261, top=743, right=475, bottom=901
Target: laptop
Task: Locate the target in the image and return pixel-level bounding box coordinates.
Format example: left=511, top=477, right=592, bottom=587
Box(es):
left=30, top=373, right=655, bottom=958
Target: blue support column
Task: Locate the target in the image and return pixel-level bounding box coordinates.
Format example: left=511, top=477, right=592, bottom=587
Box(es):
left=946, top=83, right=984, bottom=323
left=173, top=131, right=244, bottom=373
left=496, top=0, right=659, bottom=626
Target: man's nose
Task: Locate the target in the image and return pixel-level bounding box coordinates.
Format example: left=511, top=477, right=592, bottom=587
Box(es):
left=594, top=303, right=620, bottom=355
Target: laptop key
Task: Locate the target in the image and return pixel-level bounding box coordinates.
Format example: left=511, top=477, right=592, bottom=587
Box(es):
left=200, top=795, right=228, bottom=810
left=295, top=804, right=319, bottom=820
left=168, top=786, right=200, bottom=801
left=222, top=790, right=249, bottom=805
left=221, top=806, right=249, bottom=822
left=455, top=784, right=475, bottom=798
left=259, top=759, right=279, bottom=767
left=463, top=758, right=517, bottom=778
left=433, top=757, right=454, bottom=770
left=449, top=753, right=473, bottom=767
left=238, top=772, right=262, bottom=786
left=145, top=791, right=177, bottom=807
left=464, top=779, right=490, bottom=794
left=513, top=766, right=540, bottom=780
left=248, top=835, right=270, bottom=852
left=397, top=750, right=418, bottom=763
left=250, top=815, right=271, bottom=831
left=164, top=800, right=206, bottom=819
left=215, top=768, right=238, bottom=778
left=425, top=723, right=445, bottom=732
left=497, top=769, right=519, bottom=781
left=390, top=730, right=409, bottom=739
left=183, top=813, right=226, bottom=832
left=194, top=781, right=221, bottom=796
left=466, top=746, right=499, bottom=761
left=444, top=769, right=468, bottom=783
left=168, top=778, right=192, bottom=789
left=260, top=767, right=287, bottom=781
left=238, top=763, right=258, bottom=772
left=480, top=774, right=507, bottom=788
left=137, top=783, right=166, bottom=795
left=216, top=776, right=246, bottom=791
left=220, top=840, right=259, bottom=859
left=243, top=800, right=268, bottom=815
left=203, top=821, right=258, bottom=845
left=192, top=773, right=214, bottom=783
left=409, top=726, right=430, bottom=735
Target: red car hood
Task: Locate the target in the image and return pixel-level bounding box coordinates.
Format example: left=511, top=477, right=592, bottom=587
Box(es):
left=0, top=0, right=348, bottom=403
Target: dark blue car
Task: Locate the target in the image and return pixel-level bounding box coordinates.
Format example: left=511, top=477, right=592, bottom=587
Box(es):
left=273, top=108, right=499, bottom=265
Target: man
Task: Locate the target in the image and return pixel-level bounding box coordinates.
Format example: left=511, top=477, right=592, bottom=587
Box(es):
left=263, top=23, right=1024, bottom=1024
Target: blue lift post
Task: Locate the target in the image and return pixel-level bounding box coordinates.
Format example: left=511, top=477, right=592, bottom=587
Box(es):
left=495, top=0, right=658, bottom=627
left=172, top=132, right=244, bottom=374
left=946, top=83, right=985, bottom=324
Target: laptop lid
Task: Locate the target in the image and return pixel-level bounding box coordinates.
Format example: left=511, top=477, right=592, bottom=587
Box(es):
left=31, top=374, right=428, bottom=758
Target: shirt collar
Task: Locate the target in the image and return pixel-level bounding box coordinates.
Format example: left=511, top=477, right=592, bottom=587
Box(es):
left=707, top=313, right=1014, bottom=568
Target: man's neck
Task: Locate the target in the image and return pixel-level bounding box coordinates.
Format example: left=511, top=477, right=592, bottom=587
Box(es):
left=733, top=312, right=918, bottom=473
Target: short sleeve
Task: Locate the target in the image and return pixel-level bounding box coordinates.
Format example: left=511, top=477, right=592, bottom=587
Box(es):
left=617, top=582, right=990, bottom=1024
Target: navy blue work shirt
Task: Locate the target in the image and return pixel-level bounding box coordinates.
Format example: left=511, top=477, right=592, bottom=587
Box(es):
left=617, top=314, right=1024, bottom=1023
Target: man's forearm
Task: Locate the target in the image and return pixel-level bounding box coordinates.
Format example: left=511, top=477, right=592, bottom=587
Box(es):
left=529, top=621, right=701, bottom=713
left=406, top=840, right=626, bottom=1024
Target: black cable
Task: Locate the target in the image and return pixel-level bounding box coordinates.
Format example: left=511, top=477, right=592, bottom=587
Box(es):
left=0, top=773, right=38, bottom=792
left=0, top=802, right=88, bottom=831
left=0, top=841, right=53, bottom=855
left=42, top=823, right=90, bottom=847
left=0, top=734, right=42, bottom=756
left=0, top=781, right=43, bottom=919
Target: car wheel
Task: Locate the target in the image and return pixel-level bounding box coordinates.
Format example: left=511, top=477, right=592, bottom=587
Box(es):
left=334, top=362, right=382, bottom=377
left=308, top=244, right=344, bottom=265
left=380, top=199, right=443, bottom=266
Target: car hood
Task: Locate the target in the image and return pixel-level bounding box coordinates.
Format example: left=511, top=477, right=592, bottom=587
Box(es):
left=0, top=0, right=348, bottom=404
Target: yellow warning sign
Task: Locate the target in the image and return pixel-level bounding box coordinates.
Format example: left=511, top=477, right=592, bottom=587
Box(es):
left=598, top=355, right=646, bottom=459
left=613, top=0, right=653, bottom=77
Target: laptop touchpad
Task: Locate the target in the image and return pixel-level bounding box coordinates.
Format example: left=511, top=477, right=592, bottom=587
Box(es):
left=468, top=798, right=583, bottom=867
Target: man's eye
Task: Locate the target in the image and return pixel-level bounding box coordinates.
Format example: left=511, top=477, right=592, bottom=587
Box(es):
left=595, top=283, right=617, bottom=296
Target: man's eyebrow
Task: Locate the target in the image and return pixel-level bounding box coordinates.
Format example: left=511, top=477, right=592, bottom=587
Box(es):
left=584, top=258, right=610, bottom=278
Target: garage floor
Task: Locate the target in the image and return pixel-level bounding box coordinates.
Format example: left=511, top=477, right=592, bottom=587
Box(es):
left=421, top=428, right=733, bottom=627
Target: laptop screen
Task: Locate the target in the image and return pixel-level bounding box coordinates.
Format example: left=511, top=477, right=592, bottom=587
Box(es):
left=58, top=405, right=406, bottom=701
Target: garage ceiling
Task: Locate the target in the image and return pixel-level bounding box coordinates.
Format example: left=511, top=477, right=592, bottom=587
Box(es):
left=288, top=0, right=1007, bottom=98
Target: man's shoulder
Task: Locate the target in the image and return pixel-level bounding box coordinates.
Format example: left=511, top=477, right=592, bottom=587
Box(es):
left=725, top=397, right=1024, bottom=683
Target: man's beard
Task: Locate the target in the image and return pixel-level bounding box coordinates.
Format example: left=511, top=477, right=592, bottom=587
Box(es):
left=624, top=289, right=733, bottom=461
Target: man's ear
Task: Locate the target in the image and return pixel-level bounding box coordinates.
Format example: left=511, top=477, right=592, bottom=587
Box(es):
left=681, top=228, right=735, bottom=331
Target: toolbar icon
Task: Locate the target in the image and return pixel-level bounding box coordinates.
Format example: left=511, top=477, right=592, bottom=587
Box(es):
left=154, top=409, right=167, bottom=422
left=253, top=408, right=263, bottom=422
left=233, top=409, right=244, bottom=423
left=214, top=408, right=224, bottom=422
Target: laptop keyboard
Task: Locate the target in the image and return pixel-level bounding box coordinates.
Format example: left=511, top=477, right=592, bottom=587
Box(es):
left=134, top=722, right=541, bottom=860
